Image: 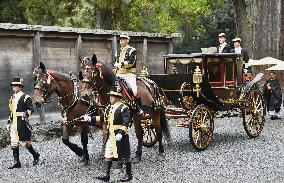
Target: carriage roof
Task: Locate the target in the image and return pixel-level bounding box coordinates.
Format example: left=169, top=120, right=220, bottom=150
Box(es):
left=164, top=53, right=240, bottom=59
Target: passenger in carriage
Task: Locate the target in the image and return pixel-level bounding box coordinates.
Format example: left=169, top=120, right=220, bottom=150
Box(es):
left=92, top=86, right=133, bottom=182
left=263, top=71, right=282, bottom=119
left=230, top=38, right=249, bottom=63
left=216, top=33, right=231, bottom=53
left=113, top=32, right=144, bottom=115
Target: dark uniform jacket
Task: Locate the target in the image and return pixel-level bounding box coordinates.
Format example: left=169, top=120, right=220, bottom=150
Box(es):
left=217, top=43, right=231, bottom=53
left=100, top=101, right=131, bottom=159
left=230, top=48, right=249, bottom=62
left=263, top=79, right=282, bottom=112
left=115, top=45, right=137, bottom=74
left=8, top=91, right=34, bottom=141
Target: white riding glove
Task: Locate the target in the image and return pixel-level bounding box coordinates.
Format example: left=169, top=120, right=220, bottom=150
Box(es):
left=6, top=124, right=11, bottom=131
left=115, top=133, right=122, bottom=141
left=83, top=114, right=91, bottom=122
left=114, top=62, right=122, bottom=68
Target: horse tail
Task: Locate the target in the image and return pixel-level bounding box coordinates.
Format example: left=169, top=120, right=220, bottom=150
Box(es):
left=159, top=108, right=171, bottom=141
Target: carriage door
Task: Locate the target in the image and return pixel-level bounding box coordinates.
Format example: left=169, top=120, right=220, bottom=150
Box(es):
left=208, top=57, right=224, bottom=87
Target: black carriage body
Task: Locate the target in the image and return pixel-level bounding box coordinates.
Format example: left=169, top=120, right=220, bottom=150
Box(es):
left=149, top=53, right=243, bottom=111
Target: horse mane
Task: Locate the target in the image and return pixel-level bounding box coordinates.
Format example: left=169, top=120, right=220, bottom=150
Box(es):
left=98, top=61, right=116, bottom=86
left=48, top=70, right=71, bottom=82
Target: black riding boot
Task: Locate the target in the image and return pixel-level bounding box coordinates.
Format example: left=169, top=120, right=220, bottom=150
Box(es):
left=135, top=98, right=144, bottom=115
left=8, top=147, right=21, bottom=169
left=96, top=161, right=112, bottom=182
left=28, top=145, right=40, bottom=165
left=120, top=162, right=133, bottom=182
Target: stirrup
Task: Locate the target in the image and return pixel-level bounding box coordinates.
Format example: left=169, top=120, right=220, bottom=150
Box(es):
left=138, top=108, right=144, bottom=115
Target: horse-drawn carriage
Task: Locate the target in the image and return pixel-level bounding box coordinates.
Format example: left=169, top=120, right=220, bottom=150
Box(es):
left=143, top=53, right=265, bottom=151
left=32, top=52, right=265, bottom=165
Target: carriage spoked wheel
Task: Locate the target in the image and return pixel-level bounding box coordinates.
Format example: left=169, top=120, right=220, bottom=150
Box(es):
left=142, top=119, right=158, bottom=147
left=242, top=89, right=265, bottom=138
left=189, top=105, right=214, bottom=151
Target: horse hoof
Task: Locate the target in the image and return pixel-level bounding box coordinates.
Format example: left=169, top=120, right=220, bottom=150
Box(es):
left=157, top=154, right=165, bottom=161
left=132, top=156, right=141, bottom=164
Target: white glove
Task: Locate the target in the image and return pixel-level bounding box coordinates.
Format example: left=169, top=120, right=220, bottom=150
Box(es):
left=114, top=62, right=122, bottom=68
left=115, top=133, right=122, bottom=141
left=6, top=124, right=10, bottom=131
left=83, top=114, right=91, bottom=122
left=22, top=112, right=27, bottom=118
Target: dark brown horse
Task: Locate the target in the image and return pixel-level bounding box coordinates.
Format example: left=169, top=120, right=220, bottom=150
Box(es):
left=80, top=55, right=171, bottom=162
left=33, top=62, right=97, bottom=165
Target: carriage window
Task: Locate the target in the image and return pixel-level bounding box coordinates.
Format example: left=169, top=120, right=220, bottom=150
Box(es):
left=208, top=58, right=221, bottom=82
left=169, top=63, right=187, bottom=74
left=225, top=58, right=234, bottom=81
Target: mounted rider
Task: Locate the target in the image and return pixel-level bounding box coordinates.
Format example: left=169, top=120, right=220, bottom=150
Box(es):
left=114, top=32, right=144, bottom=115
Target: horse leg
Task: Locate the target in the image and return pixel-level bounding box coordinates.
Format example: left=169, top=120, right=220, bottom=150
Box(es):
left=80, top=124, right=90, bottom=165
left=132, top=114, right=143, bottom=163
left=152, top=110, right=165, bottom=159
left=62, top=124, right=83, bottom=157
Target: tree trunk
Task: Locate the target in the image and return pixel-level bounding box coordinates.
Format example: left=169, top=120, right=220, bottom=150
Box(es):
left=252, top=0, right=282, bottom=59
left=232, top=0, right=252, bottom=56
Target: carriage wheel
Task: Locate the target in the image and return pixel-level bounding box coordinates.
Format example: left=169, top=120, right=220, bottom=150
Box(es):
left=142, top=119, right=158, bottom=147
left=242, top=89, right=265, bottom=138
left=189, top=105, right=214, bottom=151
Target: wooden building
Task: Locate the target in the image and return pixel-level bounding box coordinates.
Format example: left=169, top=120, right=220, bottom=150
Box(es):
left=0, top=23, right=178, bottom=120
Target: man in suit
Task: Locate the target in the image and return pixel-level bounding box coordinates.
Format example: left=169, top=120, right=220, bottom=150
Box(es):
left=217, top=33, right=231, bottom=53
left=230, top=38, right=249, bottom=63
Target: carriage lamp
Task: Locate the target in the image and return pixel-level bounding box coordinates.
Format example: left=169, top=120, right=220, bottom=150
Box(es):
left=193, top=66, right=202, bottom=97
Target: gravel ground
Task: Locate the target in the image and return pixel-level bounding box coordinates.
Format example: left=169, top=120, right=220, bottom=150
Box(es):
left=0, top=112, right=284, bottom=183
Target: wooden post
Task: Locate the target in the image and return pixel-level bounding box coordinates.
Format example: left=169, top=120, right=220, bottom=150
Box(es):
left=32, top=31, right=41, bottom=67
left=32, top=31, right=45, bottom=124
left=142, top=37, right=148, bottom=67
left=112, top=35, right=118, bottom=62
left=76, top=34, right=82, bottom=72
left=168, top=41, right=173, bottom=54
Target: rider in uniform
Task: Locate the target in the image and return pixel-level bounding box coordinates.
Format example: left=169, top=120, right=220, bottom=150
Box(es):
left=86, top=85, right=132, bottom=182
left=7, top=78, right=40, bottom=169
left=114, top=32, right=144, bottom=115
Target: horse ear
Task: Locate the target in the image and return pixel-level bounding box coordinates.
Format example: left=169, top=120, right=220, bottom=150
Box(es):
left=39, top=62, right=46, bottom=72
left=91, top=54, right=97, bottom=66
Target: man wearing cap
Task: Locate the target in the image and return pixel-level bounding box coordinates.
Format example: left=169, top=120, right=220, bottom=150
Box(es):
left=245, top=70, right=254, bottom=83
left=230, top=38, right=249, bottom=63
left=263, top=71, right=282, bottom=119
left=217, top=33, right=231, bottom=53
left=87, top=85, right=132, bottom=182
left=7, top=78, right=40, bottom=169
left=114, top=32, right=144, bottom=115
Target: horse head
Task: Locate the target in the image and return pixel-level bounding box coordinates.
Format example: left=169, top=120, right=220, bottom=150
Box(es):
left=33, top=62, right=56, bottom=108
left=80, top=54, right=104, bottom=97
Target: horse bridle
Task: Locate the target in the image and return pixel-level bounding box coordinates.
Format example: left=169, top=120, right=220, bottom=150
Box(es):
left=34, top=72, right=55, bottom=103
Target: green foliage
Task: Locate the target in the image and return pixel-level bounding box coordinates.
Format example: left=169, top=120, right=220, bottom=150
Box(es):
left=0, top=0, right=235, bottom=53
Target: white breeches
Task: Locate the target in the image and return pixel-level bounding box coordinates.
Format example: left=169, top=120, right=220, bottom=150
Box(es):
left=124, top=77, right=138, bottom=96
left=104, top=138, right=114, bottom=158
